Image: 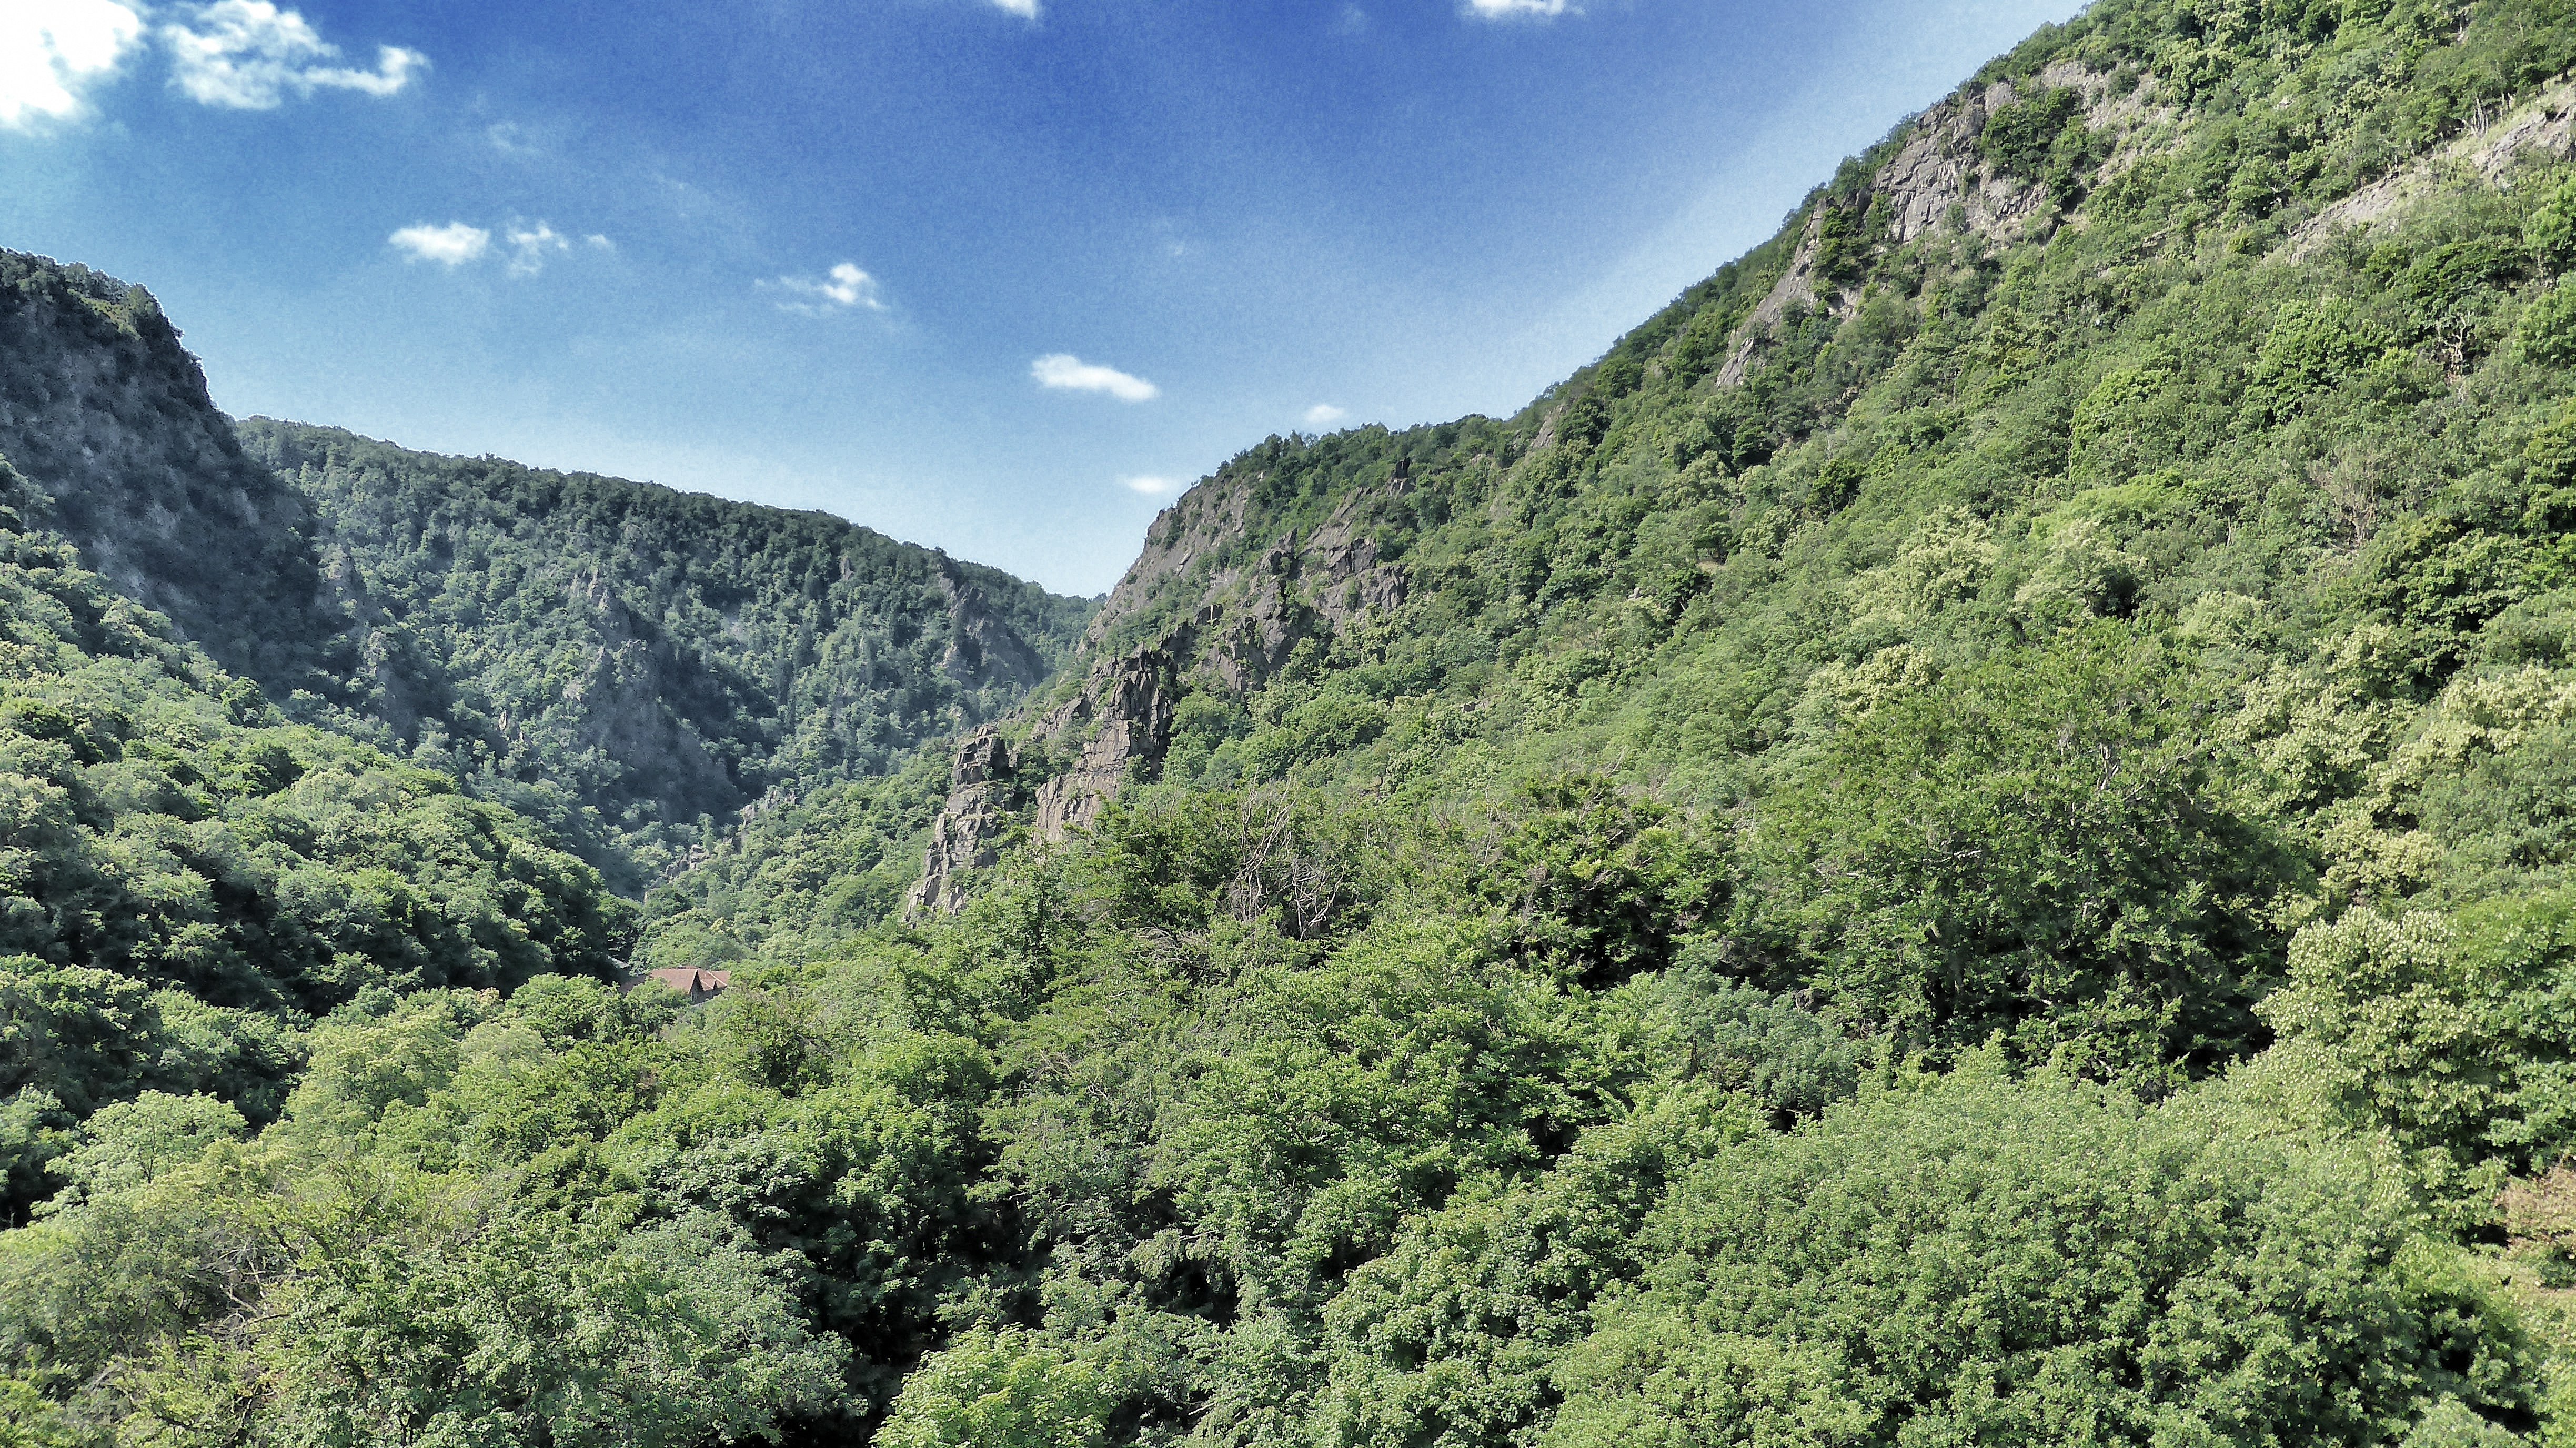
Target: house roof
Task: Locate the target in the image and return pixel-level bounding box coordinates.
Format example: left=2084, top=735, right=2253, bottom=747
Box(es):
left=640, top=966, right=730, bottom=996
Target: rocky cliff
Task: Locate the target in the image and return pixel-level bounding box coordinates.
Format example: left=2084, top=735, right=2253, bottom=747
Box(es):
left=908, top=456, right=1415, bottom=911
left=0, top=252, right=348, bottom=696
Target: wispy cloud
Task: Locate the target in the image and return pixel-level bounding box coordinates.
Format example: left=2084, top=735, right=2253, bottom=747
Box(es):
left=504, top=223, right=570, bottom=277
left=162, top=1, right=421, bottom=109
left=1463, top=0, right=1574, bottom=17
left=769, top=262, right=886, bottom=315
left=1121, top=475, right=1184, bottom=496
left=1033, top=354, right=1159, bottom=403
left=0, top=0, right=146, bottom=128
left=989, top=0, right=1039, bottom=16
left=389, top=222, right=490, bottom=267
left=1304, top=404, right=1348, bottom=426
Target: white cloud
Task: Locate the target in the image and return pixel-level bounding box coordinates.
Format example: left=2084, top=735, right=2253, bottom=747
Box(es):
left=1304, top=404, right=1348, bottom=426
left=1, top=0, right=418, bottom=129
left=393, top=219, right=605, bottom=277
left=161, top=1, right=421, bottom=110
left=389, top=221, right=490, bottom=267
left=989, top=0, right=1039, bottom=16
left=1464, top=0, right=1573, bottom=16
left=771, top=262, right=886, bottom=315
left=1033, top=354, right=1158, bottom=403
left=1120, top=475, right=1183, bottom=496
left=504, top=222, right=572, bottom=276
left=0, top=0, right=146, bottom=129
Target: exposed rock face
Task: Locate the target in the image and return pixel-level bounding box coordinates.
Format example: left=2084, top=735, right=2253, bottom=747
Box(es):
left=905, top=647, right=1190, bottom=913
left=0, top=252, right=345, bottom=694
left=1028, top=647, right=1181, bottom=839
left=906, top=467, right=1416, bottom=914
left=1079, top=471, right=1261, bottom=653
left=1716, top=63, right=2167, bottom=389
left=908, top=726, right=1019, bottom=916
left=935, top=553, right=1050, bottom=694
left=1208, top=531, right=1308, bottom=693
left=560, top=568, right=740, bottom=821
left=1307, top=486, right=1410, bottom=630
left=2286, top=78, right=2576, bottom=259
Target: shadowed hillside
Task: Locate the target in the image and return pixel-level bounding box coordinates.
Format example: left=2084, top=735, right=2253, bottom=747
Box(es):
left=239, top=420, right=1093, bottom=887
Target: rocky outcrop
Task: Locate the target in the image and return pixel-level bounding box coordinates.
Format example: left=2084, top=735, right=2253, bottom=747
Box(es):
left=1716, top=63, right=2167, bottom=388
left=1028, top=647, right=1182, bottom=839
left=906, top=467, right=1416, bottom=914
left=1207, top=531, right=1308, bottom=693
left=1082, top=473, right=1262, bottom=654
left=1307, top=485, right=1411, bottom=631
left=2285, top=78, right=2576, bottom=260
left=0, top=251, right=344, bottom=695
left=908, top=726, right=1019, bottom=915
left=905, top=645, right=1189, bottom=913
left=935, top=553, right=1050, bottom=693
left=560, top=568, right=740, bottom=820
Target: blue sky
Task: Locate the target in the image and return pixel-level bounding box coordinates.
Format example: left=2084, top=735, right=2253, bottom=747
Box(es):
left=2, top=0, right=2084, bottom=596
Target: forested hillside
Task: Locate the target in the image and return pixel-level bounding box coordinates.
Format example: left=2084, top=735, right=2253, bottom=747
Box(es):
left=238, top=421, right=1092, bottom=888
left=0, top=263, right=1092, bottom=889
left=0, top=455, right=629, bottom=1230
left=21, top=0, right=2576, bottom=1445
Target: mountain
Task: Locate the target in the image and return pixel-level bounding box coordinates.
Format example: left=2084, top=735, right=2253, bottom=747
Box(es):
left=237, top=420, right=1092, bottom=887
left=0, top=253, right=1091, bottom=889
left=17, top=2, right=2576, bottom=1445
left=0, top=253, right=345, bottom=695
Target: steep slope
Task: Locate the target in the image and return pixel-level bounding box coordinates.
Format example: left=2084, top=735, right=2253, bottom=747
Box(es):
left=23, top=4, right=2576, bottom=1447
left=894, top=0, right=2576, bottom=939
left=0, top=254, right=346, bottom=696
left=237, top=421, right=1093, bottom=887
left=0, top=456, right=629, bottom=1223
left=657, top=0, right=2576, bottom=1224
left=0, top=254, right=1092, bottom=890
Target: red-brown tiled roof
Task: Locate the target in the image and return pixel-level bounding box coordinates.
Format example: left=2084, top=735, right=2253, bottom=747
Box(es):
left=640, top=967, right=730, bottom=998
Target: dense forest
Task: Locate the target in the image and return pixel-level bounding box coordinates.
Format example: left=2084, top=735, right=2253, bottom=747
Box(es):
left=238, top=422, right=1093, bottom=888
left=18, top=0, right=2576, bottom=1444
left=0, top=264, right=1092, bottom=892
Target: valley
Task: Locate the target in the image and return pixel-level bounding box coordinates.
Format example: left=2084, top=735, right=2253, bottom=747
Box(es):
left=12, top=1, right=2576, bottom=1443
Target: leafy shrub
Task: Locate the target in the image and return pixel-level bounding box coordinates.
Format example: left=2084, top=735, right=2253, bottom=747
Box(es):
left=1750, top=627, right=2305, bottom=1075
left=877, top=1329, right=1116, bottom=1448
left=1544, top=1062, right=2540, bottom=1448
left=2260, top=891, right=2576, bottom=1210
left=2518, top=277, right=2576, bottom=368
left=1979, top=86, right=2082, bottom=179
left=2527, top=175, right=2576, bottom=272
left=2255, top=295, right=2396, bottom=400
